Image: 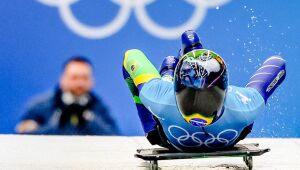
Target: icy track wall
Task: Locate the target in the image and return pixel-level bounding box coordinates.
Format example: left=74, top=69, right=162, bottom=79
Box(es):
left=0, top=0, right=299, bottom=136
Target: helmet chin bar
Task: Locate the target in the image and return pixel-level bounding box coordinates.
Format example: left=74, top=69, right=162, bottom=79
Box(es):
left=176, top=86, right=225, bottom=127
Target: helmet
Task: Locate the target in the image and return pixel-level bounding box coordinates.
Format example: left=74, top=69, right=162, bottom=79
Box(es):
left=174, top=49, right=228, bottom=127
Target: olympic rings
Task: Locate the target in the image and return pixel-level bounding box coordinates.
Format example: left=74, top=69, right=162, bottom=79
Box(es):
left=37, top=0, right=231, bottom=39
left=168, top=125, right=238, bottom=148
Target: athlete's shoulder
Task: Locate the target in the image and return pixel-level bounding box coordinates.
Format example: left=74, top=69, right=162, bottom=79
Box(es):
left=140, top=79, right=176, bottom=106
left=225, top=86, right=264, bottom=107
left=224, top=85, right=265, bottom=125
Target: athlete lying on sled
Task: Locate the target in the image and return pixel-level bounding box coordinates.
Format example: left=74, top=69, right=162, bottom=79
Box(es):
left=122, top=30, right=286, bottom=151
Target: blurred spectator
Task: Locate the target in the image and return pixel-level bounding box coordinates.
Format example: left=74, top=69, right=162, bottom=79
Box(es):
left=16, top=56, right=119, bottom=135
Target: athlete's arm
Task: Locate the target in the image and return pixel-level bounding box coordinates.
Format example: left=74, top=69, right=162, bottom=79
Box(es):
left=123, top=49, right=161, bottom=90
left=246, top=56, right=286, bottom=103
left=123, top=49, right=164, bottom=144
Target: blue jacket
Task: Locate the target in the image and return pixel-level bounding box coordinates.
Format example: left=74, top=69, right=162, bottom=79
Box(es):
left=18, top=88, right=120, bottom=135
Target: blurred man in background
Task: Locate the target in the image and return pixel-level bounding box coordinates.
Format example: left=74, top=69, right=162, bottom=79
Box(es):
left=16, top=56, right=119, bottom=135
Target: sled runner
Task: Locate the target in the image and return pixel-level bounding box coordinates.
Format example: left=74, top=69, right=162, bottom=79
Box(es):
left=135, top=143, right=270, bottom=170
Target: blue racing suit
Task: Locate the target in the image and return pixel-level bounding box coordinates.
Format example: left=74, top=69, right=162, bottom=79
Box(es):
left=123, top=49, right=286, bottom=151
left=140, top=80, right=264, bottom=151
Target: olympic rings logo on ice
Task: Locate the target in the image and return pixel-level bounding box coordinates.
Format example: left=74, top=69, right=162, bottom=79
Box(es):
left=37, top=0, right=231, bottom=39
left=168, top=125, right=238, bottom=148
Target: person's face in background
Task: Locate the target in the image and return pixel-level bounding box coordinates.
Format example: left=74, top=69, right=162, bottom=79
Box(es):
left=59, top=61, right=94, bottom=96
